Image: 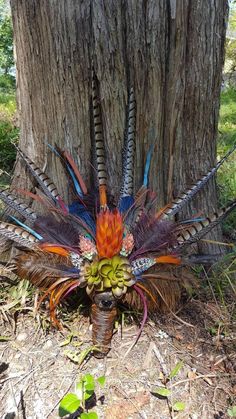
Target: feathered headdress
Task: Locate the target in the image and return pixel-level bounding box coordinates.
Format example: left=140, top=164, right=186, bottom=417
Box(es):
left=0, top=73, right=235, bottom=356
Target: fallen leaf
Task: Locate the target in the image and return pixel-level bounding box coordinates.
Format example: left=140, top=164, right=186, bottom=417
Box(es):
left=188, top=370, right=197, bottom=380
left=175, top=334, right=184, bottom=341
left=186, top=343, right=194, bottom=351
left=159, top=371, right=165, bottom=381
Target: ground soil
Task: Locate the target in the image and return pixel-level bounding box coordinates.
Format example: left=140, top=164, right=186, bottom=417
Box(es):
left=0, top=270, right=236, bottom=419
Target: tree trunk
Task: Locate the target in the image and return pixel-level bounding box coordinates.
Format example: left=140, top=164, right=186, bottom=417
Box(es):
left=10, top=0, right=228, bottom=253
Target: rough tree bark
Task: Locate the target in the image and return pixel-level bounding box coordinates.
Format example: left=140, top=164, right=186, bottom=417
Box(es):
left=10, top=0, right=228, bottom=253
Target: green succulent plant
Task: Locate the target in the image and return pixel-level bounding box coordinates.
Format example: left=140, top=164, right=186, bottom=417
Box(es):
left=80, top=255, right=135, bottom=298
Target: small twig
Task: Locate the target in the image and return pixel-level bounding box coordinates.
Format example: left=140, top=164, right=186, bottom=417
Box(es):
left=14, top=365, right=41, bottom=386
left=167, top=396, right=174, bottom=419
left=45, top=374, right=77, bottom=418
left=0, top=373, right=25, bottom=385
left=224, top=272, right=236, bottom=296
left=152, top=343, right=169, bottom=376
left=201, top=239, right=234, bottom=247
left=20, top=390, right=27, bottom=419
left=169, top=373, right=232, bottom=388
left=9, top=380, right=18, bottom=411
left=33, top=292, right=39, bottom=317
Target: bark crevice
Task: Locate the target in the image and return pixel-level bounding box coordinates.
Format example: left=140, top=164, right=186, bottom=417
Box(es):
left=10, top=0, right=228, bottom=253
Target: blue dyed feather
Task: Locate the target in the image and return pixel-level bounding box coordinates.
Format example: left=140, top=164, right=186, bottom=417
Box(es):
left=181, top=218, right=206, bottom=224
left=10, top=216, right=43, bottom=240
left=47, top=143, right=61, bottom=157
left=66, top=165, right=83, bottom=196
left=143, top=144, right=154, bottom=187
left=65, top=267, right=80, bottom=274
left=118, top=195, right=135, bottom=213
left=69, top=202, right=96, bottom=233
left=47, top=143, right=83, bottom=197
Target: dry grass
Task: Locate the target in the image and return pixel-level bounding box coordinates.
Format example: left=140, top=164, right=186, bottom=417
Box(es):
left=0, top=258, right=236, bottom=419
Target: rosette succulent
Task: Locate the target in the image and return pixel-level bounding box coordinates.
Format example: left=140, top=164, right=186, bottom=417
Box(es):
left=80, top=260, right=102, bottom=294
left=99, top=255, right=135, bottom=297
left=80, top=255, right=135, bottom=297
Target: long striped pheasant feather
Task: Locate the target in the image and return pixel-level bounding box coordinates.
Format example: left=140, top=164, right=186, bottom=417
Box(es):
left=91, top=70, right=108, bottom=208
left=161, top=143, right=236, bottom=219
left=0, top=84, right=235, bottom=357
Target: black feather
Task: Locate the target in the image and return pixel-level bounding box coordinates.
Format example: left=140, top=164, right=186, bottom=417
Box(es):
left=33, top=214, right=80, bottom=248
left=130, top=214, right=177, bottom=260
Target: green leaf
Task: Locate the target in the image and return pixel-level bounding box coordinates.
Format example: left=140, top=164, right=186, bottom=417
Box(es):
left=78, top=347, right=94, bottom=365
left=172, top=401, right=186, bottom=412
left=58, top=393, right=80, bottom=417
left=208, top=327, right=217, bottom=336
left=84, top=388, right=94, bottom=401
left=75, top=381, right=83, bottom=400
left=77, top=346, right=102, bottom=366
left=80, top=413, right=98, bottom=419
left=169, top=361, right=183, bottom=379
left=72, top=341, right=83, bottom=348
left=76, top=376, right=94, bottom=401
left=228, top=406, right=236, bottom=417
left=0, top=335, right=11, bottom=341
left=83, top=374, right=95, bottom=392
left=97, top=376, right=106, bottom=388
left=63, top=349, right=80, bottom=363
left=59, top=334, right=73, bottom=347
left=87, top=413, right=98, bottom=419
left=152, top=387, right=171, bottom=398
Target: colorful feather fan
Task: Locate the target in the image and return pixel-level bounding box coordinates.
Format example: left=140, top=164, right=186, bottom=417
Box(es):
left=0, top=77, right=235, bottom=356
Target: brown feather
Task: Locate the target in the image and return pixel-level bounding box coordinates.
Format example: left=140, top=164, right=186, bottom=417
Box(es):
left=47, top=279, right=80, bottom=328
left=123, top=265, right=191, bottom=313
left=12, top=250, right=78, bottom=289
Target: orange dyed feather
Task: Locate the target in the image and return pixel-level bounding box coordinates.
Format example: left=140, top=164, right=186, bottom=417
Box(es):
left=49, top=289, right=62, bottom=329
left=39, top=243, right=69, bottom=257
left=49, top=279, right=80, bottom=328
left=155, top=204, right=170, bottom=219
left=135, top=283, right=157, bottom=306
left=96, top=209, right=123, bottom=258
left=155, top=255, right=181, bottom=265
left=99, top=184, right=107, bottom=208
left=37, top=277, right=73, bottom=307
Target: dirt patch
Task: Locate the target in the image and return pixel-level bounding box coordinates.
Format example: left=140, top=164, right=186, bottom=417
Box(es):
left=1, top=295, right=235, bottom=419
